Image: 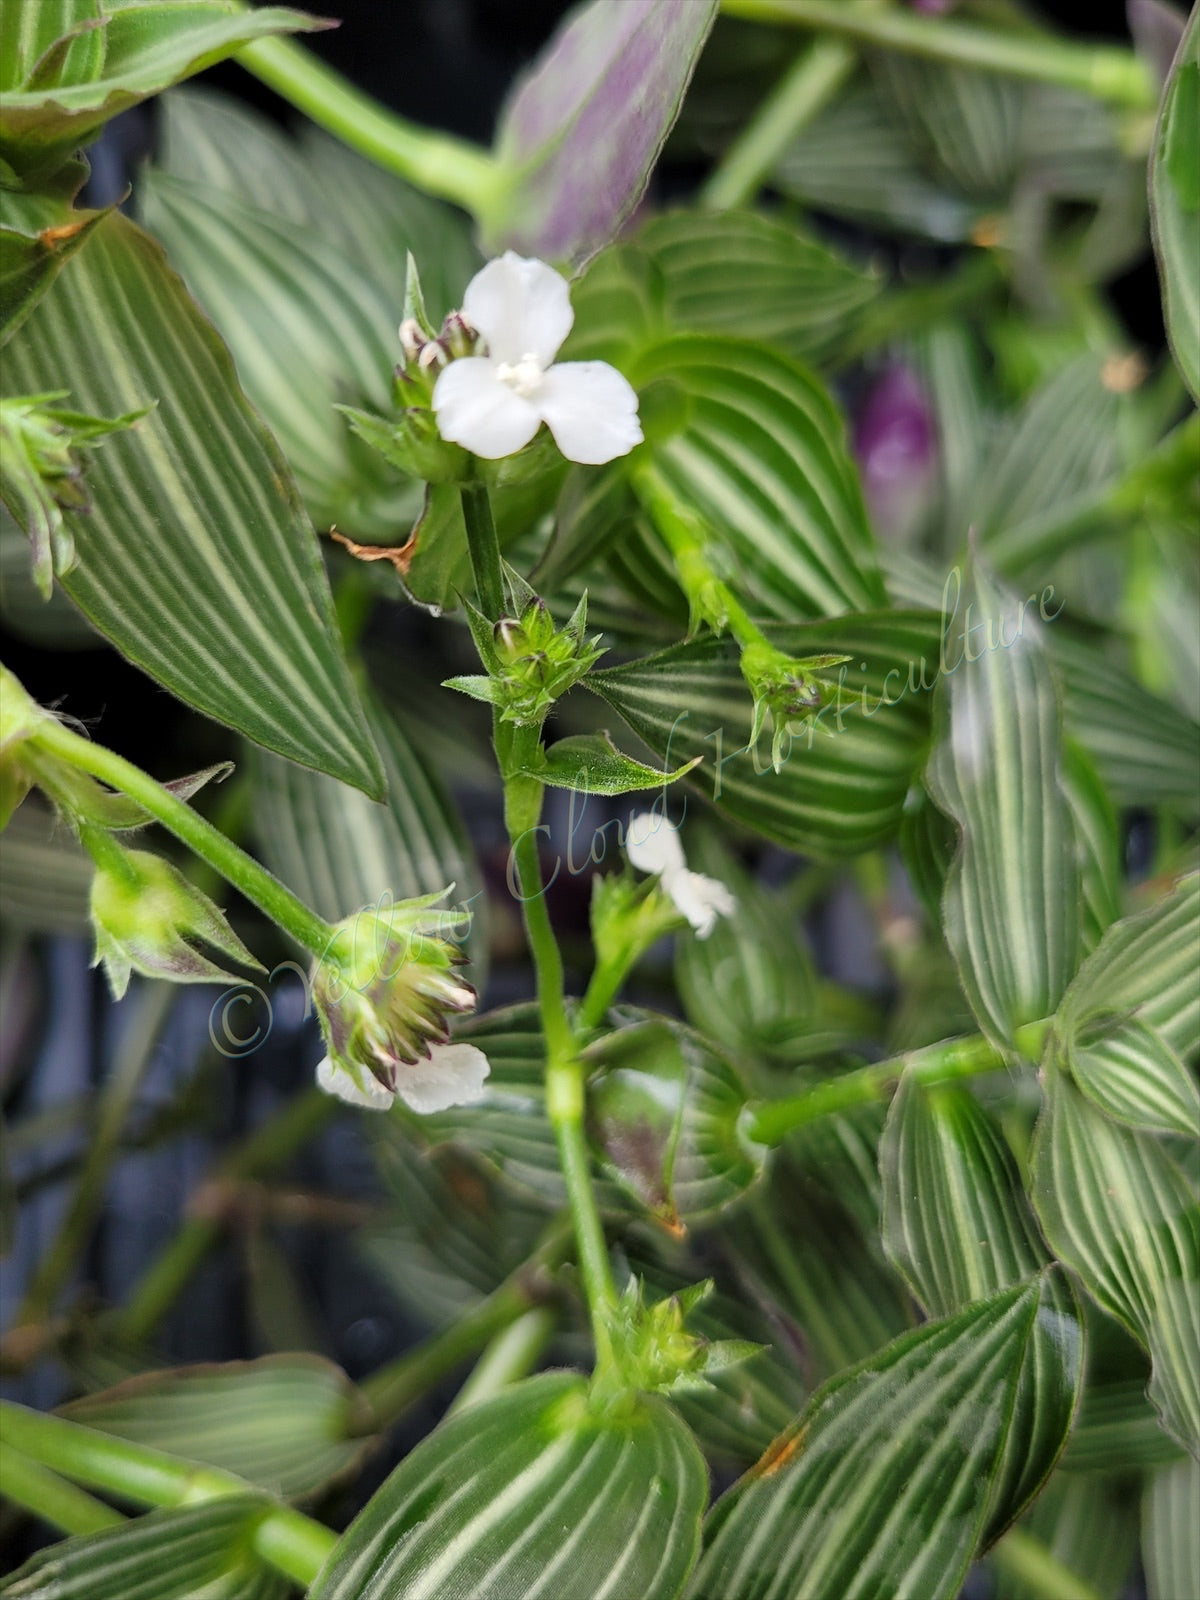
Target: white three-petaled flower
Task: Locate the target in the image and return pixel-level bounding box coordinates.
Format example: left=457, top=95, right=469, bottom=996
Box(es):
left=432, top=252, right=643, bottom=464
left=625, top=812, right=736, bottom=940
left=317, top=1042, right=491, bottom=1115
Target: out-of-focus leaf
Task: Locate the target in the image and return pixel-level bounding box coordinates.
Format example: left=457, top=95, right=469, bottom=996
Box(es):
left=59, top=1356, right=373, bottom=1502
left=690, top=1277, right=1060, bottom=1600
left=1064, top=1376, right=1186, bottom=1472
left=898, top=784, right=958, bottom=927
left=871, top=54, right=1024, bottom=199
left=633, top=209, right=879, bottom=368
left=1032, top=1069, right=1200, bottom=1454
left=629, top=334, right=885, bottom=620
left=925, top=559, right=1081, bottom=1048
left=483, top=0, right=719, bottom=262
left=1150, top=7, right=1200, bottom=400
left=0, top=1495, right=288, bottom=1599
left=0, top=797, right=91, bottom=934
left=307, top=1371, right=707, bottom=1600
left=1, top=210, right=384, bottom=796
left=992, top=1472, right=1138, bottom=1600
left=249, top=691, right=486, bottom=968
left=880, top=1075, right=1083, bottom=1534
left=591, top=612, right=939, bottom=859
left=1143, top=1453, right=1200, bottom=1600
left=1061, top=739, right=1122, bottom=954
left=0, top=4, right=325, bottom=183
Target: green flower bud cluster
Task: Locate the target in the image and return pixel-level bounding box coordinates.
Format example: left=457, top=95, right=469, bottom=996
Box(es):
left=311, top=893, right=477, bottom=1100
left=740, top=640, right=851, bottom=773
left=594, top=1278, right=762, bottom=1402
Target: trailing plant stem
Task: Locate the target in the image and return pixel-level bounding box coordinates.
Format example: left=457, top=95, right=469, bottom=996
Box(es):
left=719, top=0, right=1155, bottom=108
left=0, top=1402, right=335, bottom=1587
left=31, top=718, right=336, bottom=960
left=0, top=1445, right=125, bottom=1537
left=746, top=1021, right=1049, bottom=1146
left=461, top=481, right=505, bottom=622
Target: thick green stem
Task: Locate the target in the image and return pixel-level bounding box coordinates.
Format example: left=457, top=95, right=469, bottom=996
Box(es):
left=719, top=0, right=1155, bottom=108
left=990, top=1528, right=1106, bottom=1600
left=460, top=481, right=505, bottom=623
left=235, top=36, right=497, bottom=213
left=701, top=37, right=855, bottom=209
left=116, top=1089, right=334, bottom=1345
left=447, top=1307, right=557, bottom=1416
left=31, top=718, right=335, bottom=960
left=0, top=1402, right=335, bottom=1587
left=576, top=948, right=635, bottom=1035
left=0, top=1444, right=125, bottom=1536
left=12, top=982, right=174, bottom=1332
left=745, top=1022, right=1048, bottom=1146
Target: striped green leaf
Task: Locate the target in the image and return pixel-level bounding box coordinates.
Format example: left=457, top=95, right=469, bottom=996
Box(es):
left=1064, top=1375, right=1186, bottom=1472
left=926, top=559, right=1081, bottom=1048
left=1150, top=7, right=1200, bottom=401
left=0, top=1495, right=287, bottom=1600
left=591, top=612, right=939, bottom=859
left=871, top=54, right=1024, bottom=199
left=880, top=1076, right=1083, bottom=1532
left=1067, top=1014, right=1200, bottom=1138
left=249, top=691, right=485, bottom=967
left=1143, top=1454, right=1200, bottom=1600
left=58, top=1356, right=373, bottom=1503
left=634, top=210, right=879, bottom=369
left=417, top=1005, right=763, bottom=1225
left=0, top=194, right=107, bottom=347
left=1031, top=1069, right=1200, bottom=1454
left=1061, top=739, right=1121, bottom=954
left=308, top=1371, right=707, bottom=1600
left=0, top=4, right=323, bottom=182
left=139, top=169, right=410, bottom=537
left=689, top=1277, right=1057, bottom=1600
left=992, top=1472, right=1138, bottom=1600
left=0, top=210, right=383, bottom=795
left=0, top=796, right=91, bottom=934
left=628, top=334, right=885, bottom=620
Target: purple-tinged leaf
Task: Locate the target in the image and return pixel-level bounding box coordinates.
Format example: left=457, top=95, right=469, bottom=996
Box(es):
left=484, top=0, right=718, bottom=263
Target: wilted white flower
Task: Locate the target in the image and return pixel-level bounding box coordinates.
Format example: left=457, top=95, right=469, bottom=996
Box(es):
left=625, top=812, right=736, bottom=940
left=432, top=252, right=642, bottom=464
left=318, top=1041, right=490, bottom=1115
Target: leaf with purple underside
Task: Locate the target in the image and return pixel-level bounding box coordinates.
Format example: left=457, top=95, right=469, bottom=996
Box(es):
left=483, top=0, right=718, bottom=263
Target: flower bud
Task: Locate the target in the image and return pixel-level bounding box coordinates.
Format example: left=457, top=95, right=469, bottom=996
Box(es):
left=89, top=844, right=261, bottom=1000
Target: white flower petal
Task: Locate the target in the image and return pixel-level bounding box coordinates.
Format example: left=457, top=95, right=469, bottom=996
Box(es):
left=667, top=869, right=737, bottom=940
left=625, top=811, right=686, bottom=878
left=462, top=252, right=573, bottom=367
left=316, top=1055, right=394, bottom=1111
left=395, top=1042, right=491, bottom=1115
left=433, top=358, right=542, bottom=459
left=536, top=361, right=643, bottom=465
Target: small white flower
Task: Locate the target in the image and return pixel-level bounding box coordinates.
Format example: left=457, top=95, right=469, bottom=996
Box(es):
left=317, top=1041, right=490, bottom=1115
left=625, top=812, right=736, bottom=940
left=432, top=252, right=643, bottom=464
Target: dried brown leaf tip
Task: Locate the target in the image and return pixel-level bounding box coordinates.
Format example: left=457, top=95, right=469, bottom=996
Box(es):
left=330, top=528, right=416, bottom=576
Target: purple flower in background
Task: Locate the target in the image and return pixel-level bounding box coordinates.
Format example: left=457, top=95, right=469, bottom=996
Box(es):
left=908, top=0, right=959, bottom=12
left=853, top=366, right=938, bottom=542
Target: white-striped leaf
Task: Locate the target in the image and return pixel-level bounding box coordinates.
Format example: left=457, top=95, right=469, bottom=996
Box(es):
left=139, top=170, right=412, bottom=537
left=0, top=1495, right=287, bottom=1600
left=0, top=3, right=322, bottom=181
left=992, top=1471, right=1138, bottom=1600
left=1067, top=1014, right=1200, bottom=1138
left=0, top=796, right=92, bottom=933
left=628, top=334, right=885, bottom=620
left=880, top=1076, right=1083, bottom=1533
left=249, top=691, right=486, bottom=968
left=870, top=54, right=1025, bottom=199
left=58, top=1356, right=373, bottom=1503
left=0, top=210, right=384, bottom=796
left=1061, top=739, right=1121, bottom=954
left=591, top=612, right=939, bottom=859
left=1143, top=1454, right=1200, bottom=1600
left=308, top=1371, right=708, bottom=1600
left=1031, top=1069, right=1200, bottom=1454
left=1150, top=8, right=1200, bottom=401
left=925, top=559, right=1081, bottom=1048
left=634, top=210, right=879, bottom=369
left=1064, top=1374, right=1186, bottom=1472
left=416, top=1004, right=763, bottom=1225
left=689, top=1277, right=1058, bottom=1600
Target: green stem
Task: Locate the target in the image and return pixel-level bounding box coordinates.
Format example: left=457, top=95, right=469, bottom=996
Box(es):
left=0, top=1444, right=125, bottom=1536
left=11, top=982, right=174, bottom=1332
left=358, top=1217, right=567, bottom=1428
left=0, top=1402, right=335, bottom=1587
left=460, top=481, right=505, bottom=623
left=576, top=947, right=635, bottom=1035
left=234, top=36, right=497, bottom=213
left=447, top=1307, right=557, bottom=1416
left=700, top=37, right=855, bottom=209
left=745, top=1022, right=1048, bottom=1146
left=989, top=1528, right=1106, bottom=1600
left=31, top=718, right=335, bottom=960
left=116, top=1089, right=334, bottom=1345
left=719, top=0, right=1155, bottom=108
